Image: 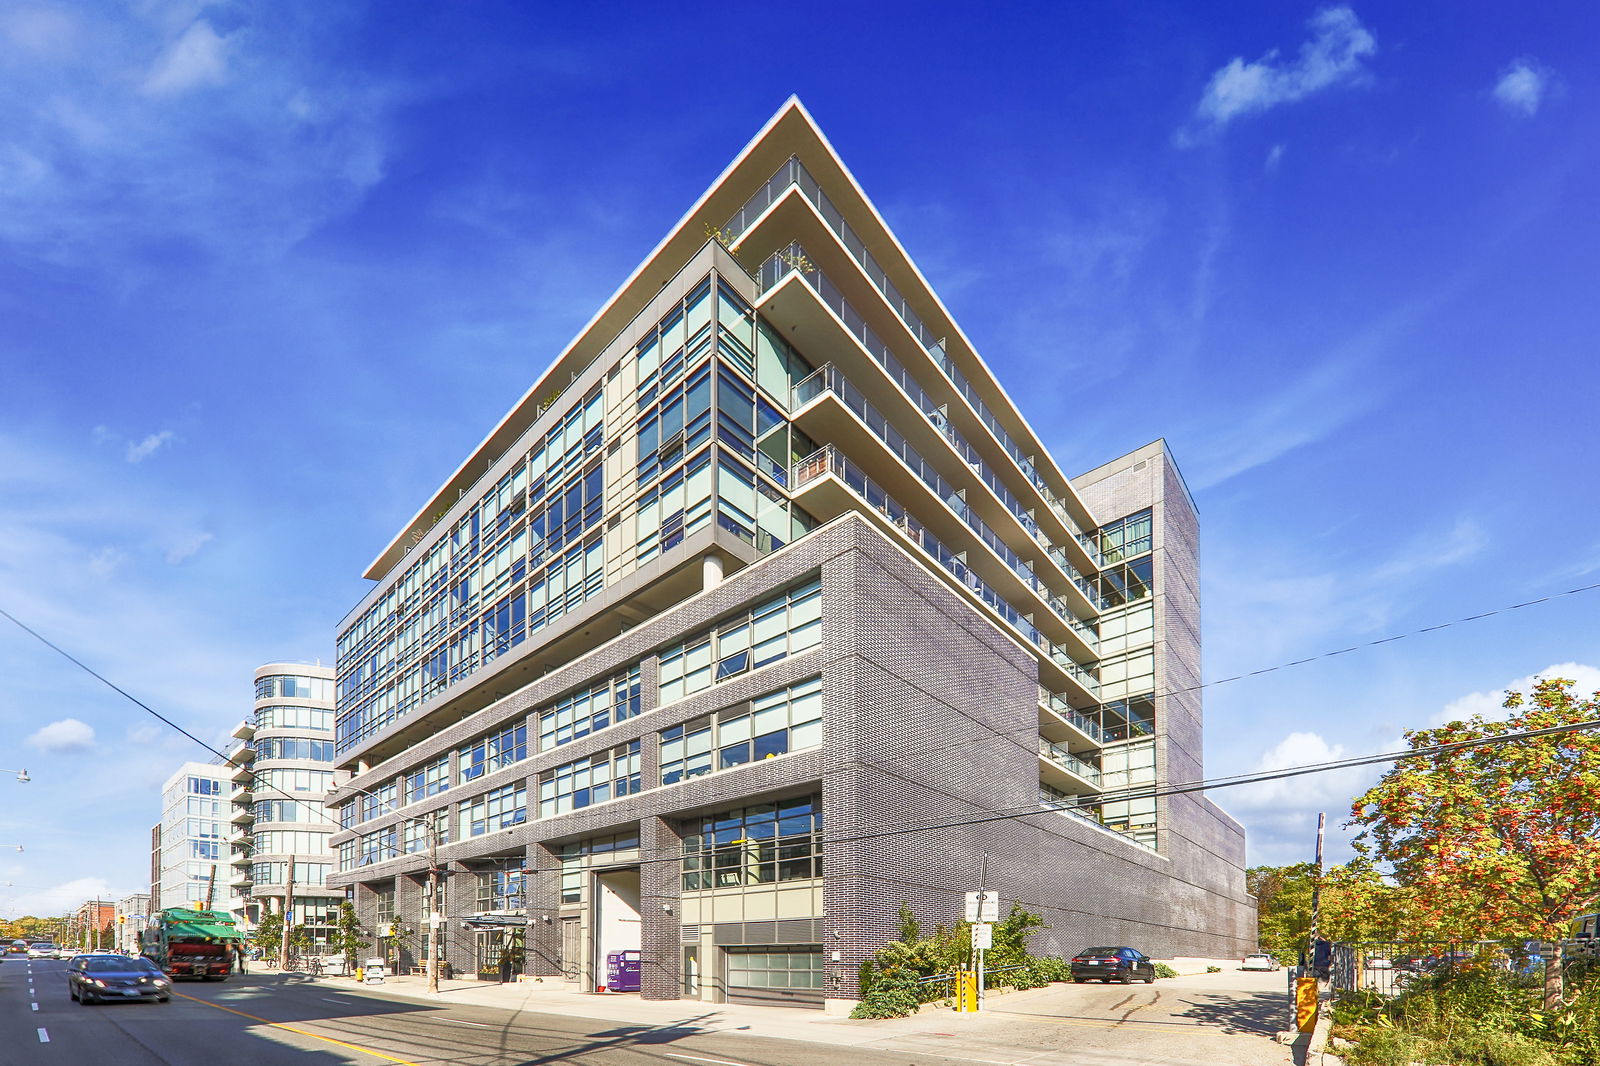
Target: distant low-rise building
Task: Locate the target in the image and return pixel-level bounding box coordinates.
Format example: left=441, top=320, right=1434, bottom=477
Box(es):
left=114, top=893, right=152, bottom=954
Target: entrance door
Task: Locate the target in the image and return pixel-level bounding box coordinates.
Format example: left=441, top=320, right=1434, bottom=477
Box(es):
left=560, top=917, right=581, bottom=983
left=593, top=868, right=642, bottom=990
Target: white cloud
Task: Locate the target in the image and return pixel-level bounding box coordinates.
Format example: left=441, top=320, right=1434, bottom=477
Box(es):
left=87, top=545, right=126, bottom=577
left=0, top=7, right=395, bottom=268
left=1430, top=662, right=1600, bottom=726
left=9, top=876, right=113, bottom=920
left=141, top=19, right=230, bottom=97
left=165, top=531, right=214, bottom=564
left=126, top=430, right=175, bottom=463
left=1191, top=7, right=1376, bottom=132
left=1493, top=59, right=1547, bottom=117
left=26, top=718, right=96, bottom=752
left=1265, top=143, right=1286, bottom=173
left=2, top=6, right=77, bottom=57
left=125, top=722, right=163, bottom=746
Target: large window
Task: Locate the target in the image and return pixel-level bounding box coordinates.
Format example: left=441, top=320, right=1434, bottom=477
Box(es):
left=681, top=796, right=820, bottom=891
left=539, top=668, right=641, bottom=750
left=255, top=799, right=330, bottom=825
left=476, top=869, right=524, bottom=911
left=459, top=723, right=528, bottom=784
left=556, top=831, right=640, bottom=903
left=358, top=781, right=400, bottom=823
left=1098, top=510, right=1152, bottom=564
left=253, top=830, right=332, bottom=856
left=375, top=888, right=396, bottom=923
left=658, top=578, right=822, bottom=704
left=727, top=947, right=823, bottom=992
left=251, top=861, right=330, bottom=886
left=538, top=741, right=641, bottom=818
left=256, top=674, right=333, bottom=701
left=459, top=783, right=527, bottom=837
left=402, top=812, right=450, bottom=855
left=188, top=777, right=221, bottom=796
left=255, top=768, right=334, bottom=794
left=661, top=677, right=822, bottom=785
left=255, top=705, right=334, bottom=732
left=1099, top=557, right=1153, bottom=608
left=255, top=737, right=335, bottom=762
left=405, top=756, right=450, bottom=805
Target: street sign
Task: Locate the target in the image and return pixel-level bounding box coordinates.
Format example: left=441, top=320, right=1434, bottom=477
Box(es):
left=971, top=922, right=993, bottom=950
left=285, top=910, right=295, bottom=922
left=964, top=891, right=1000, bottom=923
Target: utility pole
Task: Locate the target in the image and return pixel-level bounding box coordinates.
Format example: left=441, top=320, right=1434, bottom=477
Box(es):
left=1308, top=813, right=1325, bottom=959
left=280, top=856, right=296, bottom=969
left=428, top=813, right=441, bottom=994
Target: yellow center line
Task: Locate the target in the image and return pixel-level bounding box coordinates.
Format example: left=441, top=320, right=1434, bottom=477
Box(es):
left=172, top=990, right=423, bottom=1065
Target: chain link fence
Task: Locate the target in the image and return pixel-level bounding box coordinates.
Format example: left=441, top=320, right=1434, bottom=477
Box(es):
left=1328, top=940, right=1587, bottom=998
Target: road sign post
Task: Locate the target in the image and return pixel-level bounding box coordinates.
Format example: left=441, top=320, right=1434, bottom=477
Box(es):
left=965, top=890, right=1001, bottom=1009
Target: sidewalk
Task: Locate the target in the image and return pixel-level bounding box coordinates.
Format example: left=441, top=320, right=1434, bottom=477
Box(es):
left=247, top=965, right=993, bottom=1053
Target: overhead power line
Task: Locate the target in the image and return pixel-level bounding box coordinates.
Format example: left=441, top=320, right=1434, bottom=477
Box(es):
left=4, top=578, right=1599, bottom=882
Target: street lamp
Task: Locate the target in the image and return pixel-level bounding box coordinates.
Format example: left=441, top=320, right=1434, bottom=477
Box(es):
left=0, top=768, right=29, bottom=784
left=327, top=781, right=446, bottom=994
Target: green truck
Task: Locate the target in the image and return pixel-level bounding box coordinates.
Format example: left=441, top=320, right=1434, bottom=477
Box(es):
left=139, top=908, right=240, bottom=980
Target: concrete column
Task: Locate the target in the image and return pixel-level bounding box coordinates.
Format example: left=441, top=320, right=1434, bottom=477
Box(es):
left=701, top=553, right=724, bottom=591
left=639, top=815, right=683, bottom=1001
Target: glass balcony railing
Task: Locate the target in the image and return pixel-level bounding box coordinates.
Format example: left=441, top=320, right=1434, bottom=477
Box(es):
left=792, top=445, right=1099, bottom=697
left=761, top=245, right=1101, bottom=607
left=794, top=362, right=1096, bottom=650
left=1039, top=739, right=1101, bottom=786
left=1038, top=686, right=1105, bottom=745
left=730, top=157, right=1102, bottom=561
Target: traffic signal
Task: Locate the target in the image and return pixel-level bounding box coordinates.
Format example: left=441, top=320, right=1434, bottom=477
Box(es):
left=118, top=916, right=125, bottom=924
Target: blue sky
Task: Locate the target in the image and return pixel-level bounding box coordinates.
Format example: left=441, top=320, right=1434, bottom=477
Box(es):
left=2, top=1, right=1597, bottom=917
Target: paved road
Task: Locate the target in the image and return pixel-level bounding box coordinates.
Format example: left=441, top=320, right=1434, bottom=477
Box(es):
left=0, top=954, right=980, bottom=1066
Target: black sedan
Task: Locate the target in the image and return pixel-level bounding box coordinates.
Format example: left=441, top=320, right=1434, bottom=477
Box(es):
left=67, top=954, right=172, bottom=1004
left=1071, top=946, right=1158, bottom=984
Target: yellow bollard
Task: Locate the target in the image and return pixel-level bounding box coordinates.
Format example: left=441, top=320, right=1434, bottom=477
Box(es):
left=956, top=970, right=979, bottom=1012
left=1295, top=975, right=1319, bottom=1032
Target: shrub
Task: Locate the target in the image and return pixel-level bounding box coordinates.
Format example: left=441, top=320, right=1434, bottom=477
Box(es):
left=1206, top=965, right=1222, bottom=973
left=1153, top=963, right=1178, bottom=979
left=851, top=970, right=922, bottom=1019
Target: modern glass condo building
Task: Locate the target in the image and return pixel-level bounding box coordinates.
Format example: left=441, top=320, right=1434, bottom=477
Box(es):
left=226, top=662, right=340, bottom=947
left=154, top=761, right=241, bottom=924
left=328, top=100, right=1255, bottom=1009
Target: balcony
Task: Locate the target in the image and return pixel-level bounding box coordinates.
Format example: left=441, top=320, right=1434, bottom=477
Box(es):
left=1039, top=739, right=1101, bottom=795
left=791, top=445, right=1099, bottom=705
left=229, top=849, right=252, bottom=869
left=1038, top=687, right=1103, bottom=753
left=229, top=760, right=254, bottom=785
left=758, top=243, right=1104, bottom=603
left=228, top=739, right=254, bottom=764
left=728, top=160, right=1103, bottom=565
left=229, top=783, right=250, bottom=805
left=230, top=719, right=255, bottom=741
left=230, top=803, right=255, bottom=826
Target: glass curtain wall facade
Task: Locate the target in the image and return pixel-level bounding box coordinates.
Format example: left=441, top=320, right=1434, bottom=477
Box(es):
left=328, top=99, right=1252, bottom=1008
left=155, top=762, right=238, bottom=924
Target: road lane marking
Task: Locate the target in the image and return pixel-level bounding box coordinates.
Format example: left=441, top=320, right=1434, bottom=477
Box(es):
left=36, top=1029, right=49, bottom=1043
left=664, top=1055, right=753, bottom=1066
left=171, top=992, right=422, bottom=1065
left=439, top=1018, right=492, bottom=1028
left=31, top=1002, right=38, bottom=1011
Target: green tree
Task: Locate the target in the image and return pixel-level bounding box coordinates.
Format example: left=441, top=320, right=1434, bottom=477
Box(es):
left=331, top=902, right=370, bottom=971
left=1344, top=677, right=1600, bottom=1007
left=1252, top=859, right=1405, bottom=962
left=254, top=913, right=284, bottom=961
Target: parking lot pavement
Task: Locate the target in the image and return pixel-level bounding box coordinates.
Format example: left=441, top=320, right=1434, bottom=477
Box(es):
left=848, top=968, right=1298, bottom=1066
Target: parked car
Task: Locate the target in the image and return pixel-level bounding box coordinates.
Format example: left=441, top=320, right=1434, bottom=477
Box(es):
left=1071, top=946, right=1157, bottom=984
left=66, top=954, right=171, bottom=1005
left=1241, top=953, right=1281, bottom=971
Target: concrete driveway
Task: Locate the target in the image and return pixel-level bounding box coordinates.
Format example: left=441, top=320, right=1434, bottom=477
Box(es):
left=852, top=967, right=1298, bottom=1066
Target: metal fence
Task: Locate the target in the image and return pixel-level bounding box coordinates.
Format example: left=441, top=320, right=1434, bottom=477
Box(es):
left=914, top=964, right=1030, bottom=1003
left=1329, top=940, right=1575, bottom=998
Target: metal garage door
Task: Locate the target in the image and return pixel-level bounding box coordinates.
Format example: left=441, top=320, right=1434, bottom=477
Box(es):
left=725, top=945, right=824, bottom=1008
